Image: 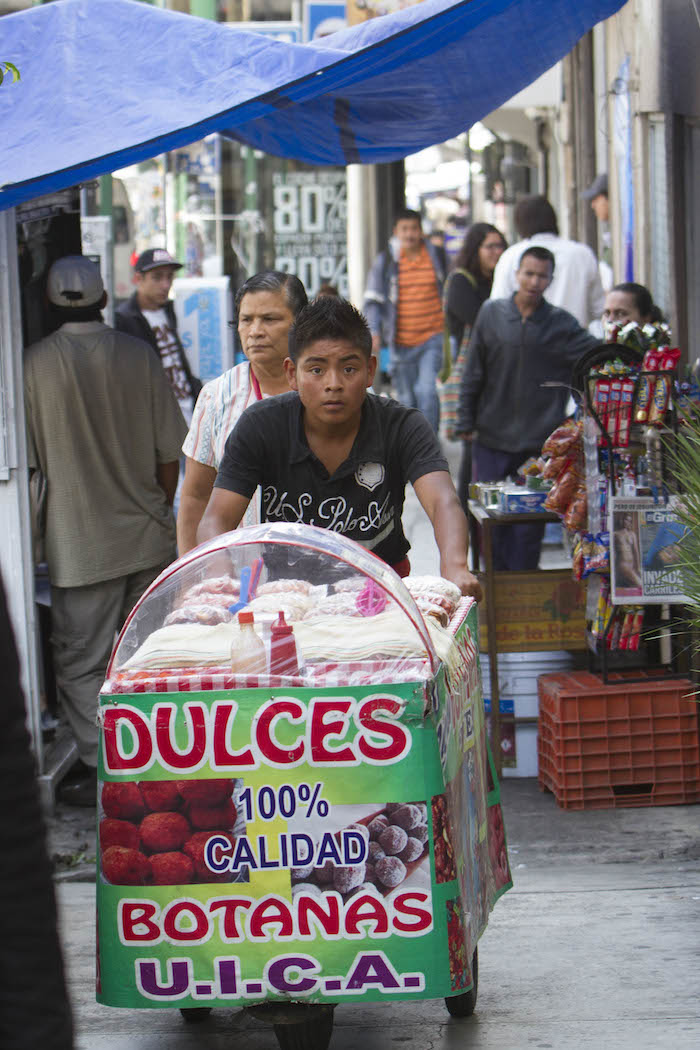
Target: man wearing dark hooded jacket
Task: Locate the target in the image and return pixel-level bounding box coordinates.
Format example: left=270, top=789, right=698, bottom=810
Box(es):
left=456, top=245, right=598, bottom=570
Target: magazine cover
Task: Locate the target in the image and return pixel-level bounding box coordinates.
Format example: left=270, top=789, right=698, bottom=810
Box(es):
left=609, top=497, right=690, bottom=604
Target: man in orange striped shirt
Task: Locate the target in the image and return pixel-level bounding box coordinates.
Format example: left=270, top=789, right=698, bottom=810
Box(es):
left=364, top=209, right=445, bottom=432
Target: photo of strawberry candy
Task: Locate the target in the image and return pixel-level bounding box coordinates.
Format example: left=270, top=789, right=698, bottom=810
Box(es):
left=177, top=778, right=235, bottom=805
left=102, top=782, right=145, bottom=821
left=99, top=778, right=244, bottom=886
left=140, top=811, right=191, bottom=853
left=99, top=817, right=140, bottom=852
left=183, top=830, right=235, bottom=883
left=150, top=851, right=195, bottom=886
left=187, top=797, right=237, bottom=831
left=101, top=845, right=151, bottom=886
left=140, top=781, right=182, bottom=812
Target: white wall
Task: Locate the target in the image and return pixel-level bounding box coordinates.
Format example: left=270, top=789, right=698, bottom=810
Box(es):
left=0, top=208, right=43, bottom=766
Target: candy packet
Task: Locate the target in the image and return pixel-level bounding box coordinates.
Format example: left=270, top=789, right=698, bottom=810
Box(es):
left=582, top=531, right=610, bottom=578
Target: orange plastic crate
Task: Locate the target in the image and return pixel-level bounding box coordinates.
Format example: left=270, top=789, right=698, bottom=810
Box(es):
left=536, top=671, right=700, bottom=810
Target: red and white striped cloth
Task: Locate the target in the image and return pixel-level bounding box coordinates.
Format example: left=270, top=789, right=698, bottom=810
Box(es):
left=104, top=658, right=431, bottom=695
left=104, top=667, right=304, bottom=693
left=303, top=657, right=431, bottom=687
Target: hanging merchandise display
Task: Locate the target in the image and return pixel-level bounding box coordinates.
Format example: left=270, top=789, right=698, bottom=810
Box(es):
left=531, top=325, right=700, bottom=811
left=532, top=321, right=695, bottom=665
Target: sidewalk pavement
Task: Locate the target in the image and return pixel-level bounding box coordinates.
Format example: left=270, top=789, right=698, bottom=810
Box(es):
left=55, top=779, right=700, bottom=1050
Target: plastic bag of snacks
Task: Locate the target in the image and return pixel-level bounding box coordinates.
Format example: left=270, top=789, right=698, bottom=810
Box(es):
left=563, top=485, right=587, bottom=531
left=541, top=419, right=582, bottom=458
left=544, top=461, right=582, bottom=516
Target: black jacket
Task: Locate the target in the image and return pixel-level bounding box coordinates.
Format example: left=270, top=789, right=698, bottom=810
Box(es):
left=115, top=292, right=202, bottom=400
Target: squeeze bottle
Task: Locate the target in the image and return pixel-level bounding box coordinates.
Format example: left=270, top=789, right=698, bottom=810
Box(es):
left=230, top=611, right=267, bottom=675
left=269, top=611, right=300, bottom=676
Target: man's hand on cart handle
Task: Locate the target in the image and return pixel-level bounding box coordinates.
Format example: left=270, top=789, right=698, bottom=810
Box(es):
left=413, top=472, right=482, bottom=602
left=448, top=567, right=483, bottom=603
left=440, top=560, right=483, bottom=603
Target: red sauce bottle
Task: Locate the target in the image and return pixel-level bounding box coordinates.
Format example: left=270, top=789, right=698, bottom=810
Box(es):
left=269, top=611, right=300, bottom=676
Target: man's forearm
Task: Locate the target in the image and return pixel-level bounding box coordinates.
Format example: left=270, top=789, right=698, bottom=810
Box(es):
left=196, top=507, right=229, bottom=547
left=433, top=491, right=470, bottom=574
left=432, top=492, right=483, bottom=602
left=413, top=472, right=482, bottom=601
left=195, top=488, right=251, bottom=547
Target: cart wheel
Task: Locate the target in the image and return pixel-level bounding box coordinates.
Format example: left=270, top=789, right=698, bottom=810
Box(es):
left=444, top=946, right=478, bottom=1018
left=272, top=1006, right=334, bottom=1050
left=179, top=1007, right=212, bottom=1023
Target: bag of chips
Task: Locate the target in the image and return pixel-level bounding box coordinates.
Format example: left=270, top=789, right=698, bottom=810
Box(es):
left=541, top=419, right=582, bottom=458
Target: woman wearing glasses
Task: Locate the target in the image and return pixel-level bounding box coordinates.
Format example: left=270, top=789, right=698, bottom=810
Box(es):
left=444, top=223, right=506, bottom=507
left=177, top=271, right=307, bottom=554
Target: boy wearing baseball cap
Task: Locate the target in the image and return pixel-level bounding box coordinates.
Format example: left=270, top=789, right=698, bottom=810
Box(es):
left=115, top=247, right=201, bottom=419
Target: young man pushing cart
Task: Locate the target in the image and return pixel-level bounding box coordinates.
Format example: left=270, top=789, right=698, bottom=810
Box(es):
left=197, top=296, right=482, bottom=603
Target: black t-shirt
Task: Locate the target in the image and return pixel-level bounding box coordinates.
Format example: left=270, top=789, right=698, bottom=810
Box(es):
left=446, top=269, right=492, bottom=344
left=215, top=391, right=448, bottom=566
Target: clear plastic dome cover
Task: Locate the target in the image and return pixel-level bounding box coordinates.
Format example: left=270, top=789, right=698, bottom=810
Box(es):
left=106, top=524, right=463, bottom=690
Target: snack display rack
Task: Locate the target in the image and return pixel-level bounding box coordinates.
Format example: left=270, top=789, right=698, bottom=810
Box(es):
left=95, top=523, right=511, bottom=1047
left=534, top=323, right=700, bottom=810
left=575, top=328, right=689, bottom=681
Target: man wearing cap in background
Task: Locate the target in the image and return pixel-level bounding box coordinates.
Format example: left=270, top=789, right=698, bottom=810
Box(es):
left=115, top=247, right=202, bottom=421
left=581, top=173, right=613, bottom=293
left=582, top=173, right=609, bottom=224
left=24, top=256, right=187, bottom=805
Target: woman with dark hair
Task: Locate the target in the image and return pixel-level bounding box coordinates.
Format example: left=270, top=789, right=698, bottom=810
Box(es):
left=177, top=271, right=308, bottom=552
left=446, top=223, right=507, bottom=350
left=603, top=282, right=664, bottom=329
left=444, top=224, right=506, bottom=506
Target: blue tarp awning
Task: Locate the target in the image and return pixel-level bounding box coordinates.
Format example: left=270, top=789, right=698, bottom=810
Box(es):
left=0, top=0, right=625, bottom=211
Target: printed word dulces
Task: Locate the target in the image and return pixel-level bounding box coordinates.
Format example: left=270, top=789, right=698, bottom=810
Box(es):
left=102, top=695, right=411, bottom=775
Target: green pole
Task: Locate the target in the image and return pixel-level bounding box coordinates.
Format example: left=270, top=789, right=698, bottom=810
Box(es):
left=190, top=1, right=217, bottom=18
left=175, top=168, right=188, bottom=264
left=99, top=175, right=113, bottom=221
